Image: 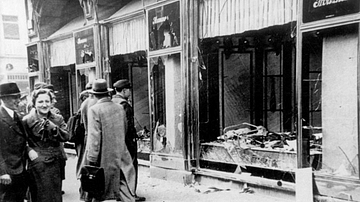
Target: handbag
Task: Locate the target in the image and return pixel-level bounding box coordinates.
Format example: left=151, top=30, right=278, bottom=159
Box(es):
left=80, top=165, right=105, bottom=196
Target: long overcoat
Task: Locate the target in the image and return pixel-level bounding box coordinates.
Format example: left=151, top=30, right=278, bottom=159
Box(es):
left=0, top=106, right=28, bottom=201
left=86, top=97, right=135, bottom=200
left=23, top=108, right=69, bottom=202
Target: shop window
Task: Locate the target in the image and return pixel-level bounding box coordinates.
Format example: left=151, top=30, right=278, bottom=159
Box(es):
left=263, top=50, right=283, bottom=132
left=220, top=48, right=290, bottom=132
left=148, top=1, right=180, bottom=51
left=151, top=57, right=166, bottom=126
left=221, top=52, right=254, bottom=129
left=150, top=53, right=183, bottom=155
left=110, top=53, right=151, bottom=157
left=200, top=35, right=297, bottom=177
left=27, top=45, right=39, bottom=72
left=2, top=15, right=20, bottom=40
left=302, top=24, right=359, bottom=178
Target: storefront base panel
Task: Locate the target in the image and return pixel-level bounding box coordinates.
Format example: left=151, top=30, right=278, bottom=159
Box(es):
left=314, top=174, right=360, bottom=201
left=150, top=153, right=185, bottom=170
left=194, top=168, right=295, bottom=201
left=149, top=165, right=192, bottom=184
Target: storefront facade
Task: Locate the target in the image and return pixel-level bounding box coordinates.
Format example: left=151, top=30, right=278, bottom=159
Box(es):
left=196, top=0, right=299, bottom=179
left=25, top=0, right=360, bottom=200
left=297, top=0, right=360, bottom=200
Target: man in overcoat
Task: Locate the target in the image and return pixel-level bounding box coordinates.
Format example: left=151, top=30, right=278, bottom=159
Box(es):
left=86, top=79, right=135, bottom=202
left=0, top=82, right=29, bottom=202
left=112, top=79, right=145, bottom=201
left=77, top=82, right=98, bottom=202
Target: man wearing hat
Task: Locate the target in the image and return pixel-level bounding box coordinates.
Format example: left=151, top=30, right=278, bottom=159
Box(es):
left=113, top=79, right=145, bottom=202
left=0, top=82, right=29, bottom=202
left=86, top=79, right=136, bottom=202
left=77, top=81, right=98, bottom=202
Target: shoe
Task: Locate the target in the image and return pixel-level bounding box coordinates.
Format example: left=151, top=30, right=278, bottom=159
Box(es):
left=136, top=196, right=146, bottom=201
left=62, top=190, right=65, bottom=195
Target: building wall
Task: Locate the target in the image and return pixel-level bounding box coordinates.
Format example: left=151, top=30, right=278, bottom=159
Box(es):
left=0, top=0, right=28, bottom=92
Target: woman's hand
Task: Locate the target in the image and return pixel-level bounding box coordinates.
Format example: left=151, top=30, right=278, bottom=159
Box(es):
left=45, top=119, right=58, bottom=131
left=28, top=149, right=38, bottom=161
left=0, top=174, right=11, bottom=185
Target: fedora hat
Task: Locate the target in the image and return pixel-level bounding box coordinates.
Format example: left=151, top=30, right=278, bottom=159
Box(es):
left=0, top=82, right=21, bottom=98
left=113, top=79, right=132, bottom=89
left=88, top=79, right=113, bottom=94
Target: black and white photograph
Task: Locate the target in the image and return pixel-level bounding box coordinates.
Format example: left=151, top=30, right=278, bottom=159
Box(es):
left=1, top=0, right=360, bottom=201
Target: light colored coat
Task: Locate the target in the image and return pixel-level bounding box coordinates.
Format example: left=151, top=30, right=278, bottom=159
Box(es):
left=86, top=97, right=135, bottom=200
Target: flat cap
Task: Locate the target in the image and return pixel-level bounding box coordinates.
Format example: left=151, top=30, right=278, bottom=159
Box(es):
left=113, top=79, right=132, bottom=89
left=34, top=82, right=47, bottom=90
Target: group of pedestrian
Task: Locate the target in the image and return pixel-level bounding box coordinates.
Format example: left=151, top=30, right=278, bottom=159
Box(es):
left=76, top=78, right=145, bottom=202
left=0, top=78, right=144, bottom=202
left=0, top=81, right=69, bottom=202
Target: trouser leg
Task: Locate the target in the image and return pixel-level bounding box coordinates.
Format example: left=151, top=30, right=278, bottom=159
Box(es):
left=119, top=170, right=135, bottom=202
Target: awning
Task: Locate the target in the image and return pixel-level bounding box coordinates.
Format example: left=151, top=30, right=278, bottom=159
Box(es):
left=200, top=0, right=297, bottom=38
left=109, top=16, right=146, bottom=55
left=50, top=37, right=75, bottom=67
left=106, top=0, right=146, bottom=55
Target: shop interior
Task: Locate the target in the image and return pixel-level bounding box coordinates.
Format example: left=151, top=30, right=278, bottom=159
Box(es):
left=198, top=23, right=312, bottom=182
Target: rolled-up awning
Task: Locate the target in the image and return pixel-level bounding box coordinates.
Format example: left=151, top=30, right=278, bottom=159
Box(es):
left=200, top=0, right=297, bottom=38
left=50, top=37, right=75, bottom=67
left=106, top=0, right=146, bottom=55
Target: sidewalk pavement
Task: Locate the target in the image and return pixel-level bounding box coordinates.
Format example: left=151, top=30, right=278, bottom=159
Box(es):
left=63, top=150, right=293, bottom=202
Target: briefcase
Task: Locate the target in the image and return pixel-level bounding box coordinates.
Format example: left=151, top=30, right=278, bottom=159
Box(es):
left=80, top=165, right=105, bottom=196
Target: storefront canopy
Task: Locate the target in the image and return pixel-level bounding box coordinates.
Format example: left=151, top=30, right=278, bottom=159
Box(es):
left=105, top=0, right=146, bottom=55
left=200, top=0, right=297, bottom=38
left=30, top=0, right=131, bottom=39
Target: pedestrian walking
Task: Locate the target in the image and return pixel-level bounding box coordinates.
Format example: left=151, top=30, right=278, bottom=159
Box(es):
left=18, top=93, right=29, bottom=116
left=0, top=82, right=29, bottom=202
left=113, top=79, right=146, bottom=202
left=32, top=82, right=67, bottom=195
left=23, top=88, right=70, bottom=202
left=86, top=79, right=136, bottom=202
left=76, top=81, right=98, bottom=202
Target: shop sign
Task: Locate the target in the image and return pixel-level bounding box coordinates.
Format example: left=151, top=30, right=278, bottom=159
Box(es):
left=74, top=28, right=95, bottom=65
left=303, top=0, right=359, bottom=23
left=147, top=1, right=180, bottom=51
left=27, top=44, right=39, bottom=72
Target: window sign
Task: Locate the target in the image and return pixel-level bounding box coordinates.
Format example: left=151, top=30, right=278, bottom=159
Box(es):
left=27, top=45, right=38, bottom=72
left=303, top=0, right=359, bottom=23
left=148, top=1, right=180, bottom=51
left=74, top=28, right=95, bottom=65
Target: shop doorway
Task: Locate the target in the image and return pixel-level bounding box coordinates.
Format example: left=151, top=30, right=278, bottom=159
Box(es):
left=110, top=52, right=151, bottom=158
left=50, top=64, right=76, bottom=121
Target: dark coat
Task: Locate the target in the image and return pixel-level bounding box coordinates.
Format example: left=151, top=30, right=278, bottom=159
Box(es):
left=0, top=106, right=27, bottom=176
left=76, top=96, right=97, bottom=178
left=0, top=106, right=28, bottom=202
left=87, top=97, right=135, bottom=200
left=23, top=108, right=69, bottom=202
left=112, top=94, right=137, bottom=157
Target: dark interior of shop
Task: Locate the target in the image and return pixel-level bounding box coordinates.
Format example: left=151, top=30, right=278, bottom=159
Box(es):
left=110, top=51, right=151, bottom=160
left=197, top=23, right=301, bottom=182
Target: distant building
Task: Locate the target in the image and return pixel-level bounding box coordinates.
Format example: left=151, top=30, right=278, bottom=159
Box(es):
left=0, top=0, right=29, bottom=93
